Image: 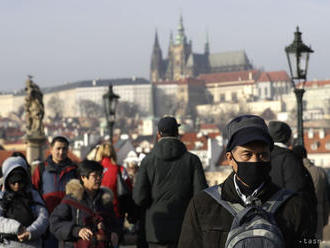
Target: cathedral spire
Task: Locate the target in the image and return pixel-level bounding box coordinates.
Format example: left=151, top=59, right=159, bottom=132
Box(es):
left=176, top=14, right=186, bottom=45
left=169, top=30, right=173, bottom=46
left=150, top=29, right=163, bottom=82
left=153, top=29, right=160, bottom=49
left=204, top=31, right=210, bottom=55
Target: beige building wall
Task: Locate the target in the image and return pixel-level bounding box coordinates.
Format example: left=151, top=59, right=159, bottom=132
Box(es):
left=44, top=88, right=78, bottom=118
left=0, top=94, right=25, bottom=117
left=206, top=81, right=254, bottom=103
left=248, top=100, right=283, bottom=114
left=196, top=102, right=240, bottom=116
left=308, top=153, right=330, bottom=168
left=282, top=84, right=330, bottom=118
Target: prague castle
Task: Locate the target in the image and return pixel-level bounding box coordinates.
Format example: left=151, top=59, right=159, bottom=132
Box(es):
left=150, top=16, right=253, bottom=83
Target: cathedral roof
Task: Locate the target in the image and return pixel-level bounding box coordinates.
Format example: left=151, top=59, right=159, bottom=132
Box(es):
left=208, top=50, right=251, bottom=68
left=186, top=53, right=208, bottom=68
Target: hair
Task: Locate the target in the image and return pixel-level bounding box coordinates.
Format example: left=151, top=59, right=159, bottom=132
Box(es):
left=78, top=159, right=103, bottom=178
left=94, top=143, right=117, bottom=162
left=159, top=130, right=178, bottom=138
left=51, top=136, right=69, bottom=147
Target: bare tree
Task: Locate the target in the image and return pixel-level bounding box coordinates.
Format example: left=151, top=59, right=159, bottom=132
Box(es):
left=47, top=95, right=64, bottom=120
left=117, top=101, right=140, bottom=119
left=261, top=108, right=276, bottom=121
left=79, top=99, right=103, bottom=118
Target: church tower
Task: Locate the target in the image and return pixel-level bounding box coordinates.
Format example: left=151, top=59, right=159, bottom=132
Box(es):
left=170, top=15, right=191, bottom=80
left=150, top=30, right=163, bottom=83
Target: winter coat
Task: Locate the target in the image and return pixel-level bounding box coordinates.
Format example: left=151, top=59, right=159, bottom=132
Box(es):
left=269, top=145, right=317, bottom=234
left=32, top=156, right=77, bottom=213
left=178, top=172, right=317, bottom=248
left=133, top=137, right=208, bottom=244
left=303, top=158, right=330, bottom=239
left=0, top=157, right=49, bottom=248
left=100, top=157, right=132, bottom=218
left=50, top=179, right=120, bottom=248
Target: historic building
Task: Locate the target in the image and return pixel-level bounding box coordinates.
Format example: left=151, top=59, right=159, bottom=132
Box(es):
left=150, top=16, right=253, bottom=83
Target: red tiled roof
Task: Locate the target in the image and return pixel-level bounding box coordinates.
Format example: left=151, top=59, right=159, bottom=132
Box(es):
left=303, top=80, right=330, bottom=88
left=200, top=123, right=218, bottom=129
left=154, top=78, right=205, bottom=86
left=257, top=71, right=290, bottom=82
left=208, top=132, right=222, bottom=139
left=180, top=132, right=208, bottom=151
left=198, top=70, right=259, bottom=84
left=304, top=130, right=330, bottom=154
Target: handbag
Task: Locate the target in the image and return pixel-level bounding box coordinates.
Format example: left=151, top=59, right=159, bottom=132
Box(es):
left=116, top=165, right=129, bottom=197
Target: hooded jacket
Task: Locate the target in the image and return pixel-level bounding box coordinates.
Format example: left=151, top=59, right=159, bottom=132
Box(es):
left=179, top=172, right=317, bottom=248
left=133, top=137, right=207, bottom=244
left=50, top=179, right=120, bottom=248
left=0, top=157, right=49, bottom=248
left=270, top=145, right=317, bottom=235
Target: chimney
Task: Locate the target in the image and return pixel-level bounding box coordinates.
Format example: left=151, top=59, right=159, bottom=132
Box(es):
left=248, top=72, right=252, bottom=81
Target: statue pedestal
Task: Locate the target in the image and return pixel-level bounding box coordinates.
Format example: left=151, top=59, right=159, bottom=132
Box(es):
left=25, top=134, right=47, bottom=172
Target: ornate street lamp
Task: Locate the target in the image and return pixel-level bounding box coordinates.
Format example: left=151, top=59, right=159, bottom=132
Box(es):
left=103, top=85, right=120, bottom=144
left=285, top=26, right=313, bottom=146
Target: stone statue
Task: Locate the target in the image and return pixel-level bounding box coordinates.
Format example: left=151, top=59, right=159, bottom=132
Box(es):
left=24, top=75, right=45, bottom=136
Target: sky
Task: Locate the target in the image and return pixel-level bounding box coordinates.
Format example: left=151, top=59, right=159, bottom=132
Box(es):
left=0, top=0, right=329, bottom=92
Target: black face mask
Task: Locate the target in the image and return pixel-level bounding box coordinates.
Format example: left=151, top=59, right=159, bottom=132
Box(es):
left=232, top=154, right=271, bottom=190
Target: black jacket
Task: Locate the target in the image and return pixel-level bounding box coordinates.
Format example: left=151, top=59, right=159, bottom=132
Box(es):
left=270, top=145, right=317, bottom=234
left=178, top=172, right=317, bottom=248
left=133, top=137, right=208, bottom=244
left=50, top=180, right=120, bottom=248
left=270, top=146, right=312, bottom=192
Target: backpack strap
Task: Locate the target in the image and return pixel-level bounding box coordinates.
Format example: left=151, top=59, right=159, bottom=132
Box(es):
left=62, top=199, right=94, bottom=216
left=262, top=189, right=294, bottom=214
left=37, top=161, right=46, bottom=192
left=204, top=185, right=244, bottom=216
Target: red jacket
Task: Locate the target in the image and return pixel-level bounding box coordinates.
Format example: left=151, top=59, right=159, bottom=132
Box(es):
left=32, top=156, right=77, bottom=213
left=100, top=157, right=132, bottom=217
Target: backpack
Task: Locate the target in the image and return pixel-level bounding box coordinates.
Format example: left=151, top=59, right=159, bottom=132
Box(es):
left=204, top=185, right=293, bottom=248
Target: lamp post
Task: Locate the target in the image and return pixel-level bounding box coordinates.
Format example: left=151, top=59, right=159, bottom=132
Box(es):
left=285, top=26, right=313, bottom=147
left=103, top=85, right=120, bottom=144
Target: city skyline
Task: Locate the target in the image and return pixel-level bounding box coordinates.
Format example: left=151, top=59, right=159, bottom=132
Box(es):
left=0, top=0, right=329, bottom=91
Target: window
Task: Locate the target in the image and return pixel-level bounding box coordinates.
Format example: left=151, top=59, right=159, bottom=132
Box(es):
left=310, top=142, right=320, bottom=151
left=325, top=142, right=330, bottom=150
left=220, top=94, right=225, bottom=102
left=308, top=129, right=314, bottom=138
left=231, top=92, right=238, bottom=102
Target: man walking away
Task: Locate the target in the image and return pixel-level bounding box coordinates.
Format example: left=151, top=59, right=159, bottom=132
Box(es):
left=293, top=145, right=330, bottom=240
left=133, top=116, right=207, bottom=248
left=268, top=121, right=317, bottom=235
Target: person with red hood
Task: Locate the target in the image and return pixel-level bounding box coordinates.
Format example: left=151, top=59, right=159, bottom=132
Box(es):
left=95, top=143, right=133, bottom=220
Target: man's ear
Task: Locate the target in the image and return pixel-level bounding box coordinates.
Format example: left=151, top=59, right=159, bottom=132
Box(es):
left=225, top=152, right=232, bottom=161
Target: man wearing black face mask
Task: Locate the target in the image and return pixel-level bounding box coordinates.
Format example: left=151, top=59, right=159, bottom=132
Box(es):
left=179, top=115, right=317, bottom=248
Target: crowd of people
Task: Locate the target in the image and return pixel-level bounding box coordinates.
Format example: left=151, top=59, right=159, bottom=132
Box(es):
left=0, top=115, right=329, bottom=248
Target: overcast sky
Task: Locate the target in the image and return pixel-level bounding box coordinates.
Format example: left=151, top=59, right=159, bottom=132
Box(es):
left=0, top=0, right=329, bottom=92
